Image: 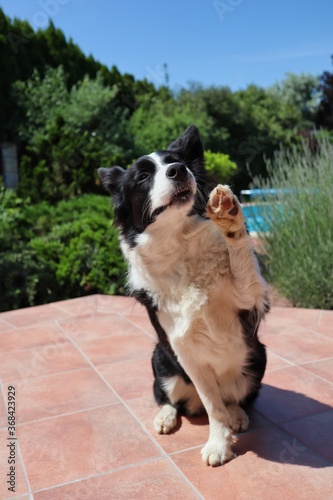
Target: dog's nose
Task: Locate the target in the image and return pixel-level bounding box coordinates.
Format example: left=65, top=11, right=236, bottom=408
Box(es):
left=166, top=163, right=188, bottom=182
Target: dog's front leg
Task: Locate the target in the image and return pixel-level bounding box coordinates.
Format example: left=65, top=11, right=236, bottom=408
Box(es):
left=206, top=184, right=267, bottom=310
left=199, top=379, right=235, bottom=466
left=171, top=339, right=233, bottom=466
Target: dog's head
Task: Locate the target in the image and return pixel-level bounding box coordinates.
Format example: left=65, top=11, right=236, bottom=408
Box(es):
left=98, top=125, right=208, bottom=247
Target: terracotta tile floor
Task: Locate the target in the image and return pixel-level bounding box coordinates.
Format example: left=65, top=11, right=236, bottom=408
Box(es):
left=0, top=295, right=332, bottom=499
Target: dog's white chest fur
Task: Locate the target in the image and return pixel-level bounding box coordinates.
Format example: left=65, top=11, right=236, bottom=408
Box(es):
left=124, top=215, right=227, bottom=309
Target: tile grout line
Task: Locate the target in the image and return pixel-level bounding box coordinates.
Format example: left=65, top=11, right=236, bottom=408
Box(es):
left=73, top=329, right=153, bottom=344
left=0, top=338, right=70, bottom=355
left=278, top=406, right=333, bottom=430
left=303, top=325, right=333, bottom=340
left=120, top=298, right=147, bottom=318
left=15, top=441, right=34, bottom=500
left=168, top=444, right=205, bottom=456
left=2, top=402, right=120, bottom=430
left=101, top=387, right=204, bottom=499
left=254, top=399, right=333, bottom=429
left=49, top=295, right=100, bottom=316
left=54, top=303, right=155, bottom=342
left=241, top=401, right=333, bottom=468
left=94, top=356, right=152, bottom=369
left=124, top=316, right=156, bottom=340
left=0, top=304, right=132, bottom=332
left=0, top=365, right=101, bottom=389
left=0, top=296, right=106, bottom=329
left=55, top=320, right=204, bottom=499
left=0, top=317, right=87, bottom=337
left=267, top=349, right=296, bottom=363
left=0, top=383, right=33, bottom=498
left=166, top=425, right=294, bottom=500
left=0, top=328, right=152, bottom=354
left=264, top=325, right=333, bottom=344
left=300, top=355, right=333, bottom=366
left=95, top=297, right=139, bottom=317
left=0, top=304, right=78, bottom=327
left=5, top=492, right=33, bottom=500
left=265, top=347, right=333, bottom=372
left=0, top=318, right=19, bottom=330
left=47, top=303, right=81, bottom=316
left=266, top=360, right=332, bottom=377
left=276, top=421, right=333, bottom=466
left=265, top=350, right=297, bottom=368
left=0, top=351, right=152, bottom=399
left=297, top=364, right=333, bottom=387
left=252, top=401, right=333, bottom=465
left=30, top=456, right=166, bottom=495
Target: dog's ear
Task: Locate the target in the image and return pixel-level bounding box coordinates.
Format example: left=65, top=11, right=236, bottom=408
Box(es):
left=167, top=125, right=204, bottom=161
left=98, top=166, right=125, bottom=194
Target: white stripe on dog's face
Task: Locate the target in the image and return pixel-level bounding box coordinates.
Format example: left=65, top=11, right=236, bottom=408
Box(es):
left=148, top=153, right=173, bottom=212
left=148, top=152, right=196, bottom=213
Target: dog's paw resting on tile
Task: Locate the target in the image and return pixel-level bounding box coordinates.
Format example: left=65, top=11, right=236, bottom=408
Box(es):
left=154, top=404, right=178, bottom=434
left=227, top=404, right=249, bottom=433
left=201, top=435, right=234, bottom=466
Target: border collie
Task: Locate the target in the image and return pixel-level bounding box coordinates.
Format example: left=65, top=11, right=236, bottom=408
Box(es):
left=98, top=125, right=269, bottom=466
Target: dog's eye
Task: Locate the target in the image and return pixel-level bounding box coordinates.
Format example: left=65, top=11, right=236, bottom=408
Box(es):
left=138, top=172, right=150, bottom=183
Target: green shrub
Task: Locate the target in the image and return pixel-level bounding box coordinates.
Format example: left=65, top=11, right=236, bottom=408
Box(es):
left=204, top=150, right=237, bottom=184
left=0, top=192, right=126, bottom=311
left=252, top=136, right=333, bottom=309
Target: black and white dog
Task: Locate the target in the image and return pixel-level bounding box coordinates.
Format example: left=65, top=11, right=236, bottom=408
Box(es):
left=99, top=125, right=269, bottom=466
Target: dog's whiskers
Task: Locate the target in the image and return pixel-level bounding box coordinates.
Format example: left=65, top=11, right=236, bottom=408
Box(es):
left=141, top=198, right=151, bottom=226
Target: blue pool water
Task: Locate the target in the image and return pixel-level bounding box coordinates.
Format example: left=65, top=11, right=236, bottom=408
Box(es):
left=243, top=204, right=273, bottom=233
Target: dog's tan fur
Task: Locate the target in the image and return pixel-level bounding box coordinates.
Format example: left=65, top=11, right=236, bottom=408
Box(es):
left=125, top=184, right=267, bottom=465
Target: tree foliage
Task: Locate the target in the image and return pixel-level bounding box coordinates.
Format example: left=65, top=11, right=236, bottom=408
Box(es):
left=0, top=8, right=154, bottom=141
left=13, top=66, right=134, bottom=201
left=128, top=89, right=213, bottom=157
left=269, top=72, right=321, bottom=129
left=2, top=6, right=331, bottom=198
left=1, top=8, right=333, bottom=311
left=316, top=60, right=333, bottom=130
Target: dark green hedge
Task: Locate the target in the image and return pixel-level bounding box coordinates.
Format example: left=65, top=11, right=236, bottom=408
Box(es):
left=0, top=190, right=126, bottom=312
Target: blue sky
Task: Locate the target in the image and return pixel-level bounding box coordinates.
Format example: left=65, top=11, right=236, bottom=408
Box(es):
left=1, top=0, right=332, bottom=91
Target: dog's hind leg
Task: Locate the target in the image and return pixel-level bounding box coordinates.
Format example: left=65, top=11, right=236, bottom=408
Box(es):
left=152, top=374, right=203, bottom=434
left=152, top=377, right=179, bottom=434
left=151, top=342, right=204, bottom=434
left=154, top=404, right=178, bottom=434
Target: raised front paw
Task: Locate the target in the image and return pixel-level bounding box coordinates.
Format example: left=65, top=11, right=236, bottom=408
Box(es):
left=201, top=438, right=235, bottom=466
left=206, top=185, right=245, bottom=235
